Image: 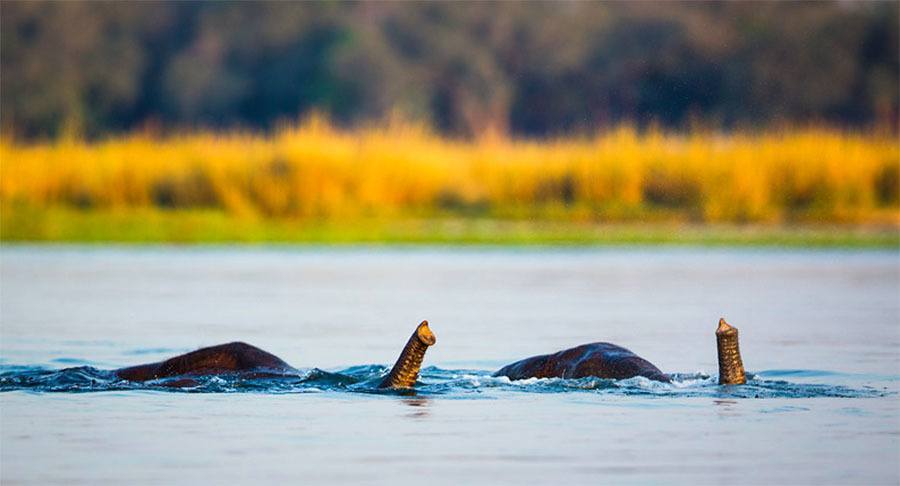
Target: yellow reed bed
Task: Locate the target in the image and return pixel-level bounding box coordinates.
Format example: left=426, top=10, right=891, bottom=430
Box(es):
left=1, top=120, right=898, bottom=225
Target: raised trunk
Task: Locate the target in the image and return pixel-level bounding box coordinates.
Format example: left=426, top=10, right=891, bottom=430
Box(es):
left=379, top=320, right=436, bottom=389
left=716, top=318, right=746, bottom=385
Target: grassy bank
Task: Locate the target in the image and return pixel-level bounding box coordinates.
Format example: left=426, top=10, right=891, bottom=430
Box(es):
left=3, top=121, right=899, bottom=223
left=2, top=121, right=897, bottom=246
left=2, top=206, right=897, bottom=247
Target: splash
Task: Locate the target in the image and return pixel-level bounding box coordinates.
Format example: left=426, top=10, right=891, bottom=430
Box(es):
left=1, top=365, right=892, bottom=398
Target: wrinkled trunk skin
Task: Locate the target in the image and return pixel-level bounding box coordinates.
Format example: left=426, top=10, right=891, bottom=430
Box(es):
left=379, top=321, right=436, bottom=389
left=716, top=318, right=746, bottom=385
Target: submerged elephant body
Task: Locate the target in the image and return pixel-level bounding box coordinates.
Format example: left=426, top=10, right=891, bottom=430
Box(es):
left=114, top=342, right=296, bottom=381
left=493, top=342, right=670, bottom=383
left=111, top=318, right=745, bottom=389
left=114, top=321, right=436, bottom=389
left=495, top=319, right=746, bottom=385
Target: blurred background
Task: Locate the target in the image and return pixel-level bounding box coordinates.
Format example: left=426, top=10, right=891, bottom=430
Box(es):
left=2, top=6, right=899, bottom=483
left=1, top=1, right=898, bottom=244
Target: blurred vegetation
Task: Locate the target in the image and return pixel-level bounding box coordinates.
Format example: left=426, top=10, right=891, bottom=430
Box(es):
left=2, top=2, right=897, bottom=245
left=2, top=1, right=897, bottom=140
left=3, top=205, right=898, bottom=247
left=2, top=119, right=897, bottom=228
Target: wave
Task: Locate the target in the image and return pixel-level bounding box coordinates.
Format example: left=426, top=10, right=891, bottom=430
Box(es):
left=0, top=364, right=892, bottom=398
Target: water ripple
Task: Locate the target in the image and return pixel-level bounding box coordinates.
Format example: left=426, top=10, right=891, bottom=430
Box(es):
left=1, top=365, right=893, bottom=398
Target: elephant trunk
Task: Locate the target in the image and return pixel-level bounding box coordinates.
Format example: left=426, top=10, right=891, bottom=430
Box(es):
left=379, top=321, right=436, bottom=389
left=716, top=318, right=746, bottom=385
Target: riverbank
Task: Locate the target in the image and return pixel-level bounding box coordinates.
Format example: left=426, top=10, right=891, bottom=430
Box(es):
left=2, top=206, right=896, bottom=247
left=3, top=124, right=898, bottom=227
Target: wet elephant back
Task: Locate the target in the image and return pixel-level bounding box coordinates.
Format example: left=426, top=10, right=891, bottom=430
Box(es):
left=495, top=342, right=669, bottom=382
left=116, top=342, right=294, bottom=381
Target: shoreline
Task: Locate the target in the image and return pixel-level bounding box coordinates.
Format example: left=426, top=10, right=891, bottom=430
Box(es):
left=2, top=207, right=897, bottom=248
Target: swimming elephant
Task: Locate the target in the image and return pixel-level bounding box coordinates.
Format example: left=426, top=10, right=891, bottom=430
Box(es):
left=494, top=318, right=747, bottom=385
left=114, top=320, right=436, bottom=389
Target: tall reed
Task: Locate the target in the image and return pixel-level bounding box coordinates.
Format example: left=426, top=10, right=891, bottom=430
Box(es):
left=2, top=120, right=897, bottom=224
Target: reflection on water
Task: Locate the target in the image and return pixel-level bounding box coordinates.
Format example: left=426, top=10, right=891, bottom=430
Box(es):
left=401, top=397, right=431, bottom=420
left=1, top=246, right=898, bottom=485
left=713, top=399, right=742, bottom=419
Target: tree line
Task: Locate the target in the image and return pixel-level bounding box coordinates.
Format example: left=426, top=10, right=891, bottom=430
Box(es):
left=2, top=1, right=897, bottom=139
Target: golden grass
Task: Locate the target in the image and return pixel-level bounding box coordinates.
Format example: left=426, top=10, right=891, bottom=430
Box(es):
left=2, top=119, right=898, bottom=226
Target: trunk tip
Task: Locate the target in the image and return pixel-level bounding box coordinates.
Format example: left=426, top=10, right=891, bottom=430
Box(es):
left=416, top=320, right=436, bottom=346
left=716, top=317, right=735, bottom=335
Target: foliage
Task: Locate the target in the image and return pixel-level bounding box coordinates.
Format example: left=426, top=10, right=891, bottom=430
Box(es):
left=2, top=119, right=897, bottom=227
left=3, top=206, right=897, bottom=247
left=1, top=1, right=897, bottom=139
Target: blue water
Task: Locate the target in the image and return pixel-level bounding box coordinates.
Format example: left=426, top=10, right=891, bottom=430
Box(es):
left=1, top=365, right=891, bottom=400
left=1, top=246, right=898, bottom=485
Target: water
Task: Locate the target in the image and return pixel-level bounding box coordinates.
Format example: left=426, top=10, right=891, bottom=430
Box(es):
left=1, top=246, right=898, bottom=485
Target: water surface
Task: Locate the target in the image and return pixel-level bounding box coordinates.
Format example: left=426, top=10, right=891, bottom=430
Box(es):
left=1, top=246, right=898, bottom=484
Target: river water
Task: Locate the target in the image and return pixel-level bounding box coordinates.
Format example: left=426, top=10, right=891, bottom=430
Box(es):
left=1, top=246, right=898, bottom=485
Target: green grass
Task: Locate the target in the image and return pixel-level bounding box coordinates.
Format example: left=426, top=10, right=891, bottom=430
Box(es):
left=1, top=206, right=898, bottom=247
